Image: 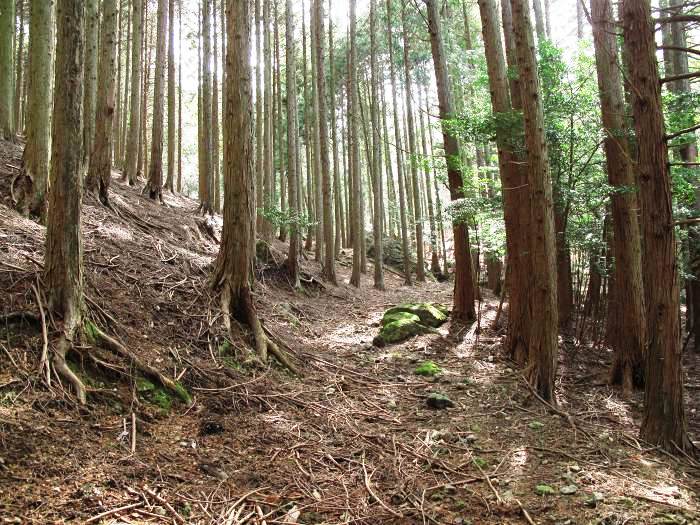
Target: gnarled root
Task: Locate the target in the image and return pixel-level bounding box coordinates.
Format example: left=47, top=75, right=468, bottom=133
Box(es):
left=220, top=285, right=299, bottom=375
left=87, top=322, right=191, bottom=404
left=52, top=334, right=87, bottom=404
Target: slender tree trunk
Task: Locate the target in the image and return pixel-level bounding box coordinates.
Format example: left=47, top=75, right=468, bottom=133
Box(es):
left=12, top=0, right=24, bottom=134
left=120, top=0, right=132, bottom=170
left=177, top=0, right=183, bottom=192
left=286, top=0, right=300, bottom=288
left=418, top=85, right=440, bottom=275
left=86, top=0, right=119, bottom=206
left=590, top=0, right=646, bottom=394
left=426, top=0, right=476, bottom=322
left=17, top=0, right=54, bottom=218
left=0, top=0, right=16, bottom=139
left=329, top=0, right=343, bottom=256
left=45, top=0, right=86, bottom=403
left=214, top=0, right=275, bottom=364
left=262, top=0, right=274, bottom=239
left=309, top=0, right=322, bottom=259
left=369, top=0, right=384, bottom=290
left=478, top=0, right=530, bottom=361
left=199, top=0, right=214, bottom=212
left=165, top=0, right=176, bottom=191
left=622, top=0, right=692, bottom=453
left=255, top=0, right=264, bottom=230
left=145, top=0, right=167, bottom=202
left=532, top=0, right=546, bottom=40
left=302, top=2, right=313, bottom=252
left=510, top=0, right=559, bottom=401
left=387, top=0, right=412, bottom=285
left=113, top=5, right=122, bottom=165
left=314, top=0, right=336, bottom=283
left=349, top=0, right=362, bottom=287
left=402, top=5, right=425, bottom=282
left=124, top=0, right=142, bottom=186
left=576, top=0, right=584, bottom=39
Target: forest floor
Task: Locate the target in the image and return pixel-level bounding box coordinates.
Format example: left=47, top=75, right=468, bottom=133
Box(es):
left=0, top=137, right=699, bottom=525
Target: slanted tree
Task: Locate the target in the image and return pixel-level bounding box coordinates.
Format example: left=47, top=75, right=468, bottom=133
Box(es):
left=425, top=0, right=476, bottom=322
left=86, top=0, right=119, bottom=205
left=0, top=0, right=15, bottom=139
left=16, top=0, right=54, bottom=218
left=44, top=0, right=86, bottom=403
left=622, top=0, right=693, bottom=453
left=510, top=0, right=559, bottom=401
left=590, top=0, right=646, bottom=393
left=124, top=0, right=142, bottom=186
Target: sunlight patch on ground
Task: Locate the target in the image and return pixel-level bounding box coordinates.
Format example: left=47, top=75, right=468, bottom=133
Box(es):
left=96, top=222, right=133, bottom=241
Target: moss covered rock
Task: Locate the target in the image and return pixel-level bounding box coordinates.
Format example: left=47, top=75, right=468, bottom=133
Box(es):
left=373, top=318, right=432, bottom=346
left=384, top=303, right=449, bottom=328
left=381, top=311, right=421, bottom=327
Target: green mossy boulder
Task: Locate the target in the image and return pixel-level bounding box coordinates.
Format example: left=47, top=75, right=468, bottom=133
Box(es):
left=381, top=311, right=421, bottom=327
left=373, top=318, right=432, bottom=346
left=384, top=303, right=449, bottom=328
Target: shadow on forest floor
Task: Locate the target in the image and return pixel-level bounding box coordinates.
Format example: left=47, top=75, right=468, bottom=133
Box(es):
left=0, top=137, right=698, bottom=524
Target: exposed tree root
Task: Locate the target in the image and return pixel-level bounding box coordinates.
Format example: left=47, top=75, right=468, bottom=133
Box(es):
left=86, top=322, right=191, bottom=404
left=220, top=285, right=300, bottom=375
left=53, top=333, right=87, bottom=404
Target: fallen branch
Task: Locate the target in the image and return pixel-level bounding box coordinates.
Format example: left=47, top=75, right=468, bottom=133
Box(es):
left=85, top=502, right=144, bottom=524
left=361, top=455, right=404, bottom=519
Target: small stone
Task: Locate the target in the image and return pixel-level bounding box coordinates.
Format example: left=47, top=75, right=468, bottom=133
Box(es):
left=583, top=492, right=604, bottom=508
left=569, top=464, right=581, bottom=472
left=560, top=484, right=578, bottom=495
left=426, top=392, right=455, bottom=409
left=461, top=433, right=477, bottom=444
left=387, top=399, right=397, bottom=409
left=443, top=484, right=457, bottom=495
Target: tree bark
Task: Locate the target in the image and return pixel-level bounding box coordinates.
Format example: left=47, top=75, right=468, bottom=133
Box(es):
left=622, top=0, right=693, bottom=453
left=124, top=0, right=142, bottom=186
left=0, top=0, right=15, bottom=139
left=387, top=0, right=412, bottom=285
left=425, top=0, right=476, bottom=323
left=590, top=0, right=646, bottom=394
left=86, top=0, right=119, bottom=206
left=82, top=0, right=98, bottom=170
left=17, top=0, right=54, bottom=218
left=146, top=0, right=167, bottom=202
left=349, top=0, right=362, bottom=287
left=369, top=0, right=384, bottom=290
left=402, top=5, right=425, bottom=282
left=510, top=0, right=559, bottom=401
left=45, top=0, right=86, bottom=403
left=12, top=0, right=24, bottom=134
left=286, top=0, right=300, bottom=288
left=165, top=0, right=176, bottom=192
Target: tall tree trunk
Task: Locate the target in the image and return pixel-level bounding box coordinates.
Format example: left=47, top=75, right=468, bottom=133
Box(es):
left=532, top=0, right=546, bottom=40
left=214, top=0, right=275, bottom=364
left=124, top=0, right=142, bottom=186
left=590, top=0, right=646, bottom=394
left=286, top=0, right=300, bottom=288
left=387, top=0, right=412, bottom=285
left=309, top=0, right=322, bottom=259
left=177, top=0, right=183, bottom=192
left=120, top=0, right=132, bottom=170
left=478, top=0, right=530, bottom=362
left=302, top=1, right=313, bottom=252
left=212, top=0, right=221, bottom=211
left=255, top=0, right=264, bottom=231
left=369, top=0, right=384, bottom=290
left=401, top=6, right=425, bottom=282
left=165, top=0, right=176, bottom=191
left=576, top=0, right=584, bottom=39
left=622, top=0, right=692, bottom=453
left=0, top=0, right=16, bottom=139
left=45, top=0, right=86, bottom=403
left=262, top=0, right=274, bottom=239
left=329, top=2, right=344, bottom=256
left=418, top=85, right=440, bottom=275
left=314, top=0, right=336, bottom=283
left=349, top=0, right=362, bottom=287
left=12, top=0, right=24, bottom=134
left=510, top=0, right=559, bottom=401
left=146, top=0, right=167, bottom=202
left=17, top=0, right=54, bottom=218
left=426, top=0, right=476, bottom=322
left=86, top=0, right=119, bottom=206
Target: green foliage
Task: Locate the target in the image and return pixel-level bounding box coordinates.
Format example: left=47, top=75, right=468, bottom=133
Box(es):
left=414, top=361, right=441, bottom=376
left=259, top=205, right=316, bottom=236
